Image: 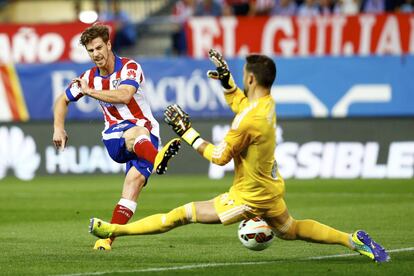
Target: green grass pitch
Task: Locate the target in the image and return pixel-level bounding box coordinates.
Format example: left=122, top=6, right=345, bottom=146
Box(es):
left=0, top=175, right=413, bottom=275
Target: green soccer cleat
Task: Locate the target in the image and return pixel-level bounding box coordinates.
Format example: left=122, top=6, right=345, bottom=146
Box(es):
left=89, top=218, right=115, bottom=239
left=93, top=238, right=112, bottom=251
left=351, top=230, right=390, bottom=263
left=154, top=138, right=181, bottom=175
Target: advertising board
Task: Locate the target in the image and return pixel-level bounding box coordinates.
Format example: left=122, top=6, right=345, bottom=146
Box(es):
left=1, top=118, right=412, bottom=181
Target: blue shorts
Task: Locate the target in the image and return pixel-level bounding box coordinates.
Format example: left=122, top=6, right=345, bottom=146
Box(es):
left=102, top=121, right=159, bottom=182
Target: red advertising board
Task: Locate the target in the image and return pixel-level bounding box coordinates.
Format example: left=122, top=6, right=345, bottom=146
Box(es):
left=0, top=22, right=113, bottom=64
left=186, top=13, right=414, bottom=57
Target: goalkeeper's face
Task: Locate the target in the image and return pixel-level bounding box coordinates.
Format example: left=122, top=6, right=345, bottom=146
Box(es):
left=242, top=65, right=254, bottom=97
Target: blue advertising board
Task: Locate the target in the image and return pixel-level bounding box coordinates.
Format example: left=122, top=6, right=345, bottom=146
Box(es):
left=11, top=56, right=414, bottom=121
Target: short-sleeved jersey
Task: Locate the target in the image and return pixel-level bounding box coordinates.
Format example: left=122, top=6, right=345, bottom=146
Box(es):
left=211, top=88, right=285, bottom=208
left=65, top=55, right=159, bottom=138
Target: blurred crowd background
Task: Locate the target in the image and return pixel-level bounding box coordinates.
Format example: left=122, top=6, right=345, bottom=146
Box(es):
left=0, top=0, right=412, bottom=57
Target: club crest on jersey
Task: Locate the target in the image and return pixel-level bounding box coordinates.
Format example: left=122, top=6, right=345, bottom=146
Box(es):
left=112, top=79, right=120, bottom=88
left=127, top=69, right=136, bottom=79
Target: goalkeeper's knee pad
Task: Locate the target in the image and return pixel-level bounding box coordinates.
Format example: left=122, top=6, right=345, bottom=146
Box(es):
left=183, top=202, right=197, bottom=223
left=274, top=216, right=297, bottom=240
left=164, top=202, right=197, bottom=228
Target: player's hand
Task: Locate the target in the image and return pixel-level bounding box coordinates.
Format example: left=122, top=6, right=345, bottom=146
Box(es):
left=53, top=128, right=68, bottom=151
left=73, top=78, right=91, bottom=96
left=164, top=104, right=192, bottom=136
left=207, top=49, right=236, bottom=92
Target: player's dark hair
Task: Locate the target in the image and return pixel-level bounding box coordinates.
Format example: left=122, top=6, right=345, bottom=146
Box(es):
left=80, top=23, right=110, bottom=46
left=245, top=54, right=276, bottom=89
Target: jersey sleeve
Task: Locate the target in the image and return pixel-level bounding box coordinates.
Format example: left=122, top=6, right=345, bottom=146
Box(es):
left=65, top=72, right=86, bottom=102
left=224, top=87, right=249, bottom=114
left=119, top=61, right=144, bottom=92
left=208, top=111, right=253, bottom=166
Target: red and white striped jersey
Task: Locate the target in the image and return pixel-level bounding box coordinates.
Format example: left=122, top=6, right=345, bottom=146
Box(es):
left=65, top=55, right=159, bottom=138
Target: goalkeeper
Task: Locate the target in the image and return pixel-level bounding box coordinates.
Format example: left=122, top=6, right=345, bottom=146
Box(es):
left=90, top=49, right=389, bottom=262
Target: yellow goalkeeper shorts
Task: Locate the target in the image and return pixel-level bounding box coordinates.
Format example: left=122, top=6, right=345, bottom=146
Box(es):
left=213, top=192, right=287, bottom=225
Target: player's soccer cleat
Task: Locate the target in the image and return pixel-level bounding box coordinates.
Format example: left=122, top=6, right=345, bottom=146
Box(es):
left=90, top=218, right=115, bottom=240
left=351, top=230, right=390, bottom=263
left=93, top=238, right=112, bottom=251
left=154, top=138, right=181, bottom=175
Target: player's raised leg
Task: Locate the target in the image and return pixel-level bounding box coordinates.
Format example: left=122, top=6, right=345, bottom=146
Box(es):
left=153, top=138, right=181, bottom=174
left=124, top=126, right=181, bottom=175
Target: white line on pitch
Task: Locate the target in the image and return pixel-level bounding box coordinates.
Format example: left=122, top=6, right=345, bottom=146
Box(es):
left=56, top=247, right=414, bottom=276
left=305, top=246, right=414, bottom=260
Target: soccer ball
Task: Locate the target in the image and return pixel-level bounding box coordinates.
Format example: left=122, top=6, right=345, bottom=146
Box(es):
left=238, top=217, right=275, bottom=251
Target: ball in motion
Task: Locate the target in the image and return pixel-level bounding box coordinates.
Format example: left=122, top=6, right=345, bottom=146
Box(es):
left=238, top=217, right=275, bottom=251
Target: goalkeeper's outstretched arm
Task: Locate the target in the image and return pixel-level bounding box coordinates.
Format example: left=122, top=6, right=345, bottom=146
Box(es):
left=164, top=104, right=231, bottom=165
left=206, top=49, right=237, bottom=93
left=190, top=137, right=215, bottom=163
left=207, top=48, right=247, bottom=114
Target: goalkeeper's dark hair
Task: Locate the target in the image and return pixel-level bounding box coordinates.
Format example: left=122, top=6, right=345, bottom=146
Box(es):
left=245, top=54, right=276, bottom=89
left=80, top=23, right=110, bottom=46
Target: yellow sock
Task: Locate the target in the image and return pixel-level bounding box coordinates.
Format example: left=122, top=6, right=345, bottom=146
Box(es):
left=295, top=219, right=352, bottom=249
left=114, top=203, right=197, bottom=236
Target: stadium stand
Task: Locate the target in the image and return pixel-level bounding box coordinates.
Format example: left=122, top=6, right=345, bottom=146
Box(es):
left=1, top=0, right=412, bottom=56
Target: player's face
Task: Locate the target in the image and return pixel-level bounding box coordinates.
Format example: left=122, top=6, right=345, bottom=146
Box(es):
left=85, top=37, right=111, bottom=68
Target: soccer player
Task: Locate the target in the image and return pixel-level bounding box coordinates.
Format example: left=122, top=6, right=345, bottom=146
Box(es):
left=53, top=23, right=181, bottom=251
left=89, top=49, right=389, bottom=262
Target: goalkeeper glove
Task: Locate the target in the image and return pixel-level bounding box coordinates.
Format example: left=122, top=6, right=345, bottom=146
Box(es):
left=206, top=48, right=237, bottom=92
left=164, top=104, right=203, bottom=149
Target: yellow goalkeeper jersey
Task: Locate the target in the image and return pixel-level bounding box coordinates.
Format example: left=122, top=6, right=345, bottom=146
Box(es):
left=207, top=88, right=285, bottom=208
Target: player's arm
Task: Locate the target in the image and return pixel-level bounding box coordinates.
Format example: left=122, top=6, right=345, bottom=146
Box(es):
left=74, top=77, right=135, bottom=104
left=207, top=49, right=248, bottom=114
left=53, top=93, right=70, bottom=150
left=53, top=74, right=88, bottom=150
left=164, top=104, right=250, bottom=165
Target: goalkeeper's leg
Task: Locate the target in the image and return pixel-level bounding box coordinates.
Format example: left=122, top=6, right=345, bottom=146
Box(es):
left=268, top=210, right=352, bottom=248
left=268, top=207, right=389, bottom=262
left=91, top=203, right=197, bottom=238
left=116, top=202, right=197, bottom=236
left=90, top=200, right=221, bottom=238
